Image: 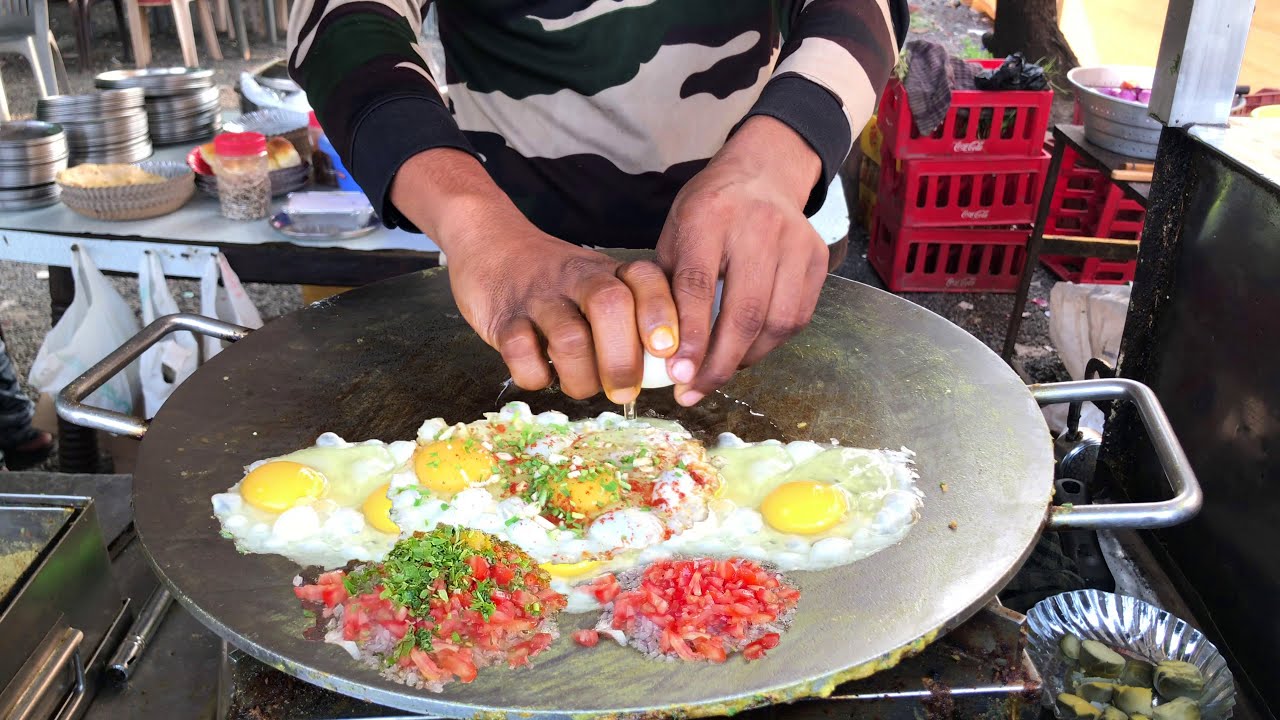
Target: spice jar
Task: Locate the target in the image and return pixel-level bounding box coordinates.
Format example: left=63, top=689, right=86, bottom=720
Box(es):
left=214, top=132, right=271, bottom=221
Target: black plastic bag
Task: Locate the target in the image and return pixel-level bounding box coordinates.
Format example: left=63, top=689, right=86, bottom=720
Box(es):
left=974, top=53, right=1049, bottom=91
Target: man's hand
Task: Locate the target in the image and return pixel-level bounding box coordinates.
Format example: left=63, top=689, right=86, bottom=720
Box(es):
left=391, top=148, right=678, bottom=403
left=448, top=230, right=677, bottom=403
left=657, top=116, right=830, bottom=406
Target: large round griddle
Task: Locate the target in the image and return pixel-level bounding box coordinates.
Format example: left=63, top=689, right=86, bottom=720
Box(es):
left=132, top=269, right=1055, bottom=718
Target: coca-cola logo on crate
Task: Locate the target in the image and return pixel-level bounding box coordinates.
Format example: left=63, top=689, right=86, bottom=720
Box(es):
left=961, top=209, right=991, bottom=220
left=953, top=140, right=985, bottom=153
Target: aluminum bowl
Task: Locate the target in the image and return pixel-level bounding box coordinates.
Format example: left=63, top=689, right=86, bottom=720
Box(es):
left=1026, top=589, right=1235, bottom=718
left=1068, top=65, right=1162, bottom=160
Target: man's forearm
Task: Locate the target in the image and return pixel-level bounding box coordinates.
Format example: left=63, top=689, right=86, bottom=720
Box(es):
left=389, top=149, right=531, bottom=257
left=714, top=116, right=822, bottom=213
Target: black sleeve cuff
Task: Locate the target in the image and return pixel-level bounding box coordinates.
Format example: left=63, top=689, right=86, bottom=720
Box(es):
left=740, top=74, right=853, bottom=216
left=348, top=95, right=477, bottom=232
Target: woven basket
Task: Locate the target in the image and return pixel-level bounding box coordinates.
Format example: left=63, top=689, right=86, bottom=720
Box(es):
left=60, top=161, right=195, bottom=221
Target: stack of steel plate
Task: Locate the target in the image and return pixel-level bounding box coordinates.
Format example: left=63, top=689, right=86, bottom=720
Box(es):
left=0, top=120, right=69, bottom=210
left=36, top=88, right=151, bottom=165
left=96, top=68, right=222, bottom=146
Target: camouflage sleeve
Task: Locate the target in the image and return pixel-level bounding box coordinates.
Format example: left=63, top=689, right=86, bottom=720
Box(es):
left=743, top=0, right=908, bottom=216
left=287, top=0, right=474, bottom=230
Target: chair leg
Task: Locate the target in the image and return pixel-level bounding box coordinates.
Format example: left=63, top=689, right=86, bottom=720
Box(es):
left=126, top=0, right=150, bottom=68
left=111, top=0, right=134, bottom=63
left=261, top=0, right=276, bottom=44
left=0, top=73, right=10, bottom=122
left=214, top=0, right=229, bottom=34
left=170, top=0, right=200, bottom=67
left=47, top=33, right=71, bottom=94
left=275, top=0, right=287, bottom=36
left=22, top=36, right=52, bottom=99
left=228, top=0, right=249, bottom=60
left=71, top=0, right=93, bottom=71
left=196, top=0, right=223, bottom=61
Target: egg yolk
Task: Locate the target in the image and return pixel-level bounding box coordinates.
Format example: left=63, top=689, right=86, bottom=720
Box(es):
left=564, top=466, right=622, bottom=519
left=240, top=461, right=327, bottom=512
left=414, top=440, right=495, bottom=496
left=760, top=480, right=848, bottom=535
left=362, top=483, right=398, bottom=534
left=540, top=559, right=603, bottom=579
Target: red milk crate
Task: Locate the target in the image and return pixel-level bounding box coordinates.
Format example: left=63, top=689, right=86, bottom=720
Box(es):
left=1045, top=145, right=1109, bottom=235
left=1042, top=184, right=1145, bottom=284
left=868, top=207, right=1030, bottom=293
left=878, top=59, right=1053, bottom=159
left=878, top=149, right=1051, bottom=227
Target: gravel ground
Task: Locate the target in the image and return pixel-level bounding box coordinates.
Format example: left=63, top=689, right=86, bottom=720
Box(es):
left=1, top=0, right=1068, bottom=471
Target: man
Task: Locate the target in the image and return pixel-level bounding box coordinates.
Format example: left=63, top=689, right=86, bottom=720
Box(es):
left=1, top=335, right=53, bottom=471
left=288, top=1, right=907, bottom=407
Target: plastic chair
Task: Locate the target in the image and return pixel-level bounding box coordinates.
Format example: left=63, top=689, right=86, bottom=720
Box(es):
left=123, top=0, right=221, bottom=67
left=69, top=0, right=133, bottom=70
left=0, top=0, right=70, bottom=99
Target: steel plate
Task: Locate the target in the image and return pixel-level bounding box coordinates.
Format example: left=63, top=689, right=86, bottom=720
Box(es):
left=133, top=268, right=1055, bottom=719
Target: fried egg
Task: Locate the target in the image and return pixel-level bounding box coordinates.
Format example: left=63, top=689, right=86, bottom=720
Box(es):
left=388, top=403, right=720, bottom=590
left=211, top=433, right=416, bottom=568
left=659, top=435, right=923, bottom=572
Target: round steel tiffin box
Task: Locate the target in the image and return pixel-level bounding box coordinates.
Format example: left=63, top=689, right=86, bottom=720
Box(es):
left=69, top=141, right=155, bottom=165
left=0, top=120, right=67, bottom=147
left=0, top=157, right=68, bottom=187
left=52, top=263, right=1203, bottom=720
left=1026, top=590, right=1235, bottom=718
left=96, top=67, right=215, bottom=96
left=0, top=182, right=59, bottom=200
left=38, top=88, right=145, bottom=115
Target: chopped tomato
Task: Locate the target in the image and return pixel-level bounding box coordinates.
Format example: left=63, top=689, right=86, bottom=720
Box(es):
left=491, top=563, right=516, bottom=585
left=572, top=629, right=600, bottom=647
left=590, top=573, right=621, bottom=603
left=466, top=555, right=490, bottom=581
left=599, top=558, right=798, bottom=663
left=435, top=648, right=479, bottom=683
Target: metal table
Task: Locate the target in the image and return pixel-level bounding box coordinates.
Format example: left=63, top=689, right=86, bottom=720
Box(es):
left=1001, top=124, right=1154, bottom=363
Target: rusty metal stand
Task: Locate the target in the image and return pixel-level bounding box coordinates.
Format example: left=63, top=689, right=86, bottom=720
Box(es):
left=1001, top=125, right=1152, bottom=364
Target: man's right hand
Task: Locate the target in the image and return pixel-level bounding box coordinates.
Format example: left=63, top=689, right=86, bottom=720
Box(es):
left=391, top=148, right=678, bottom=404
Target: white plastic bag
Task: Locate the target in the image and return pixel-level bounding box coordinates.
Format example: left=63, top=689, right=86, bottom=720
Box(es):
left=28, top=247, right=141, bottom=415
left=200, top=252, right=264, bottom=360
left=138, top=252, right=199, bottom=418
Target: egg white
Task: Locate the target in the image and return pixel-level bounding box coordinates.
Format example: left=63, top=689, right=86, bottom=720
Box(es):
left=211, top=434, right=416, bottom=569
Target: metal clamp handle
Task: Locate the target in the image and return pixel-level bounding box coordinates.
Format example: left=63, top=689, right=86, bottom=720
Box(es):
left=0, top=627, right=84, bottom=720
left=1032, top=378, right=1203, bottom=530
left=55, top=313, right=251, bottom=440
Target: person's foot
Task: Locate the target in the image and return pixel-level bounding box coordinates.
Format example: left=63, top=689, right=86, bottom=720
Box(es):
left=13, top=431, right=53, bottom=453
left=1, top=430, right=54, bottom=471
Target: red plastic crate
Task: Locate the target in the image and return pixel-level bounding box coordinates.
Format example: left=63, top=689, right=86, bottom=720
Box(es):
left=1040, top=256, right=1136, bottom=284
left=878, top=149, right=1050, bottom=227
left=1046, top=145, right=1109, bottom=235
left=878, top=59, right=1053, bottom=159
left=868, top=207, right=1030, bottom=293
left=1042, top=184, right=1145, bottom=284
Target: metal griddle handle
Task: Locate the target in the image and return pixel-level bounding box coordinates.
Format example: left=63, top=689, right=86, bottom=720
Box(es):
left=55, top=313, right=251, bottom=440
left=1031, top=378, right=1203, bottom=530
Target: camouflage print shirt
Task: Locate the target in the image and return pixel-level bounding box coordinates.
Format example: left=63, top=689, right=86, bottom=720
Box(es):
left=288, top=1, right=909, bottom=249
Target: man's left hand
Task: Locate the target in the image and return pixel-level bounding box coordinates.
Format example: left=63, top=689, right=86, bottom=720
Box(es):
left=656, top=115, right=830, bottom=407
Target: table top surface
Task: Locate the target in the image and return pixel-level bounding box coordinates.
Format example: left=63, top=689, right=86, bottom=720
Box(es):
left=1055, top=124, right=1153, bottom=202
left=0, top=144, right=444, bottom=254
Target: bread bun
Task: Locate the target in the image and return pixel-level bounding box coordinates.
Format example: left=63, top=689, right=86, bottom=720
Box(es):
left=267, top=137, right=302, bottom=170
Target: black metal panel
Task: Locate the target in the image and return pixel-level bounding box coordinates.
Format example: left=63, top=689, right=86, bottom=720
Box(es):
left=1108, top=127, right=1280, bottom=719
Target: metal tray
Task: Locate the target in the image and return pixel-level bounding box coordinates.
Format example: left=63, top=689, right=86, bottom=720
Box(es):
left=0, top=495, right=126, bottom=718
